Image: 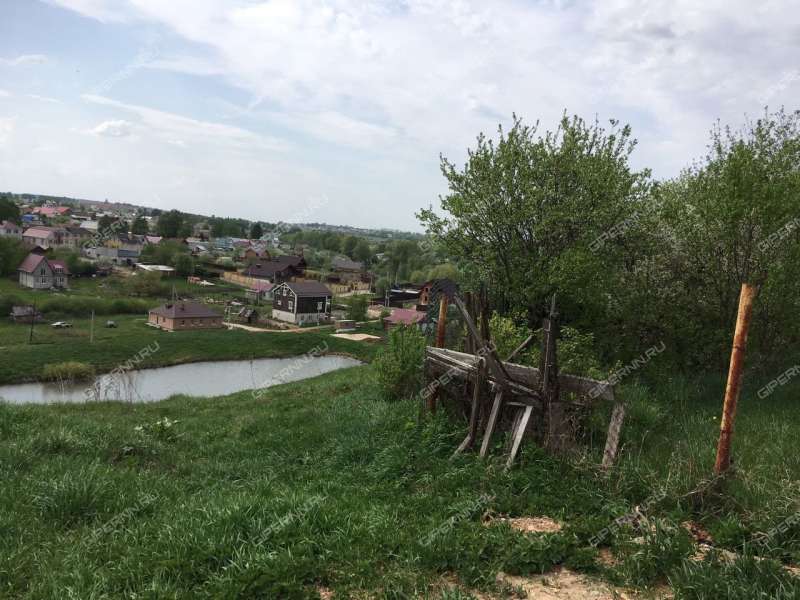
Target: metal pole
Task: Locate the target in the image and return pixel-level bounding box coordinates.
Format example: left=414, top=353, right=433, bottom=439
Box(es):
left=714, top=283, right=758, bottom=475
left=428, top=295, right=449, bottom=413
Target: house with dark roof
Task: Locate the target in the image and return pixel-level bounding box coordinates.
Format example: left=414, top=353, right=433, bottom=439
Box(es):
left=242, top=255, right=306, bottom=284
left=17, top=252, right=70, bottom=289
left=147, top=301, right=223, bottom=331
left=329, top=256, right=365, bottom=283
left=272, top=281, right=332, bottom=325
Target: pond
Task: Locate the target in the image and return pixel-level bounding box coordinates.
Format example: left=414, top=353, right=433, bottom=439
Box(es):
left=0, top=355, right=362, bottom=404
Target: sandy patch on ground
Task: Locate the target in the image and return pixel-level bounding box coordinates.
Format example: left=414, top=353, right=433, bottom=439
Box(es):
left=487, top=515, right=564, bottom=534
left=496, top=569, right=671, bottom=600
left=331, top=333, right=382, bottom=342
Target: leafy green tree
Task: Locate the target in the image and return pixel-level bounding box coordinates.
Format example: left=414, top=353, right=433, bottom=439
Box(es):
left=156, top=210, right=184, bottom=238
left=0, top=237, right=28, bottom=276
left=0, top=196, right=20, bottom=223
left=341, top=235, right=359, bottom=257
left=173, top=254, right=195, bottom=277
left=250, top=222, right=264, bottom=239
left=354, top=239, right=372, bottom=265
left=346, top=294, right=368, bottom=321
left=131, top=215, right=149, bottom=235
left=418, top=113, right=651, bottom=334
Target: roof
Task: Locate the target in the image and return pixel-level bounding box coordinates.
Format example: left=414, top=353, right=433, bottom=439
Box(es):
left=332, top=257, right=364, bottom=271
left=17, top=253, right=47, bottom=273
left=145, top=236, right=163, bottom=244
left=0, top=220, right=20, bottom=230
left=383, top=308, right=427, bottom=326
left=244, top=255, right=305, bottom=278
left=17, top=253, right=70, bottom=275
left=32, top=206, right=70, bottom=216
left=48, top=260, right=70, bottom=274
left=149, top=301, right=221, bottom=319
left=23, top=226, right=57, bottom=239
left=249, top=280, right=275, bottom=292
left=283, top=281, right=333, bottom=297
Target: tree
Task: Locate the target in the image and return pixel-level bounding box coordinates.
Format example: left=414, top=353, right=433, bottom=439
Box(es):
left=346, top=294, right=369, bottom=321
left=341, top=235, right=359, bottom=258
left=354, top=240, right=372, bottom=265
left=131, top=215, right=149, bottom=235
left=250, top=222, right=264, bottom=239
left=656, top=108, right=800, bottom=368
left=97, top=215, right=118, bottom=232
left=157, top=210, right=184, bottom=238
left=0, top=238, right=28, bottom=276
left=418, top=114, right=651, bottom=330
left=173, top=253, right=195, bottom=277
left=0, top=196, right=20, bottom=223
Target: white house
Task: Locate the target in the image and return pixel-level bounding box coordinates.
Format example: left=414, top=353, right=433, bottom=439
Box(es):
left=0, top=220, right=22, bottom=239
left=17, top=252, right=70, bottom=289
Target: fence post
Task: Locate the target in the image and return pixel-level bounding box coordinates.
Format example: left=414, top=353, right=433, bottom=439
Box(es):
left=714, top=282, right=758, bottom=475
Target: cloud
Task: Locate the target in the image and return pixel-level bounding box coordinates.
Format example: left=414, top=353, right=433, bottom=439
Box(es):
left=0, top=117, right=15, bottom=145
left=0, top=89, right=10, bottom=98
left=0, top=54, right=48, bottom=66
left=27, top=94, right=62, bottom=104
left=81, top=94, right=287, bottom=151
left=90, top=119, right=135, bottom=138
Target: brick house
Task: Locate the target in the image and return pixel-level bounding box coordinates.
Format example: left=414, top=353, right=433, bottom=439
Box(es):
left=147, top=301, right=224, bottom=331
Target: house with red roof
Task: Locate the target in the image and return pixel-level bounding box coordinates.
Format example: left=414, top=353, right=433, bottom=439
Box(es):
left=382, top=308, right=428, bottom=331
left=31, top=206, right=71, bottom=218
left=17, top=252, right=70, bottom=289
left=0, top=220, right=22, bottom=239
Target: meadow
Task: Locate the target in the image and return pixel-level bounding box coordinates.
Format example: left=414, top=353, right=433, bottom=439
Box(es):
left=1, top=365, right=799, bottom=598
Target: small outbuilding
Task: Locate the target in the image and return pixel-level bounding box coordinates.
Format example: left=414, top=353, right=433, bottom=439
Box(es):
left=148, top=301, right=223, bottom=331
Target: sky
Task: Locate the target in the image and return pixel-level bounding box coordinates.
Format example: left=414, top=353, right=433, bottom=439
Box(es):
left=0, top=1, right=798, bottom=231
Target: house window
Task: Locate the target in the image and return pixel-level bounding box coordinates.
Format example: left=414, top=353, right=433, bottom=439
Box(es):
left=317, top=301, right=323, bottom=311
left=181, top=320, right=185, bottom=325
left=288, top=300, right=294, bottom=311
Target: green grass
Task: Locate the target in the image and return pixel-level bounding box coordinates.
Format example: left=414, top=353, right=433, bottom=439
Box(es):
left=0, top=315, right=379, bottom=384
left=1, top=366, right=799, bottom=598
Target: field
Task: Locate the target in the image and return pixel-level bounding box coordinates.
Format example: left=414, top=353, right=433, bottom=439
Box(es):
left=1, top=365, right=799, bottom=598
left=0, top=275, right=380, bottom=385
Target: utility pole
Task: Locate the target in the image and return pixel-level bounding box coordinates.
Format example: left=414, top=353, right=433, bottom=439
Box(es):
left=28, top=302, right=36, bottom=344
left=90, top=309, right=95, bottom=343
left=714, top=283, right=758, bottom=475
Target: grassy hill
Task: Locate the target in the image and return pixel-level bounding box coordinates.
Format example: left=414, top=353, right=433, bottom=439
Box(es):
left=1, top=366, right=799, bottom=598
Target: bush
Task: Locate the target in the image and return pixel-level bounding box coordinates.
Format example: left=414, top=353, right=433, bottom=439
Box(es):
left=373, top=325, right=426, bottom=400
left=42, top=362, right=96, bottom=383
left=346, top=294, right=368, bottom=321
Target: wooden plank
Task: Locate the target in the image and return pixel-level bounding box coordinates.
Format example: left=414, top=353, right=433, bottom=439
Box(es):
left=601, top=402, right=626, bottom=468
left=427, top=348, right=615, bottom=402
left=452, top=360, right=485, bottom=457
left=479, top=386, right=504, bottom=458
left=506, top=333, right=534, bottom=363
left=506, top=405, right=534, bottom=469
left=452, top=296, right=512, bottom=388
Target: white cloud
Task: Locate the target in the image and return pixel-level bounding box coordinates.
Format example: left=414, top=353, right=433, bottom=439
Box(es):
left=90, top=119, right=135, bottom=138
left=0, top=117, right=15, bottom=145
left=0, top=89, right=10, bottom=98
left=0, top=54, right=48, bottom=67
left=81, top=94, right=287, bottom=152
left=27, top=94, right=62, bottom=104
left=13, top=0, right=800, bottom=229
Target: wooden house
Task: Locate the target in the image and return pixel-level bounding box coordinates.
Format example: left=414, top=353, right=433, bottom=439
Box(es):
left=330, top=257, right=365, bottom=283
left=272, top=281, right=332, bottom=325
left=17, top=252, right=70, bottom=289
left=243, top=255, right=306, bottom=284
left=148, top=301, right=223, bottom=331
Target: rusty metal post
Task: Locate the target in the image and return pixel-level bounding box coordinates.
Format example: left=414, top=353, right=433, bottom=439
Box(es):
left=714, top=283, right=758, bottom=475
left=435, top=295, right=449, bottom=349
left=428, top=295, right=449, bottom=413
